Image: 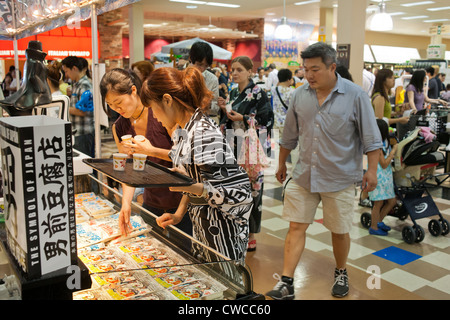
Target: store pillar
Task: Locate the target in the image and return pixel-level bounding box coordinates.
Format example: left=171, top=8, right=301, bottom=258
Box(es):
left=319, top=6, right=334, bottom=45
left=336, top=0, right=368, bottom=86
left=128, top=2, right=145, bottom=64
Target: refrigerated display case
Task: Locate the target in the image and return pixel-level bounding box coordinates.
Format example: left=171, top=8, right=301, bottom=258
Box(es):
left=72, top=173, right=261, bottom=301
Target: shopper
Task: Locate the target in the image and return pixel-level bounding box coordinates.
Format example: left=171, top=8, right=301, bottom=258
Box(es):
left=442, top=84, right=450, bottom=101
left=426, top=67, right=440, bottom=100
left=266, top=63, right=279, bottom=91
left=393, top=68, right=413, bottom=105
left=189, top=41, right=220, bottom=123
left=293, top=67, right=308, bottom=87
left=45, top=61, right=64, bottom=118
left=61, top=56, right=95, bottom=157
left=1, top=66, right=15, bottom=97
left=438, top=73, right=446, bottom=93
left=372, top=69, right=409, bottom=126
left=404, top=70, right=447, bottom=113
left=212, top=67, right=228, bottom=99
left=253, top=67, right=268, bottom=90
left=266, top=42, right=383, bottom=300
left=218, top=55, right=273, bottom=252
left=99, top=68, right=186, bottom=235
left=368, top=119, right=397, bottom=236
left=363, top=67, right=375, bottom=96
left=141, top=66, right=253, bottom=262
left=271, top=68, right=295, bottom=131
left=131, top=60, right=155, bottom=82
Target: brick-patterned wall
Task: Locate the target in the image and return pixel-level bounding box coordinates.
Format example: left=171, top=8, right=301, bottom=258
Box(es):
left=236, top=18, right=265, bottom=69
left=98, top=10, right=123, bottom=71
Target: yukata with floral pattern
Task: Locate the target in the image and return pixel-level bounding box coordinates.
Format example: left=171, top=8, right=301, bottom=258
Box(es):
left=220, top=80, right=273, bottom=235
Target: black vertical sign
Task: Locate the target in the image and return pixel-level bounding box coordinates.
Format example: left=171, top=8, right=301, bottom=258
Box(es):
left=21, top=126, right=41, bottom=277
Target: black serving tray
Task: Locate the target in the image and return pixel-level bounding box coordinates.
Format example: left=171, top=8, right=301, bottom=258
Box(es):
left=82, top=158, right=194, bottom=188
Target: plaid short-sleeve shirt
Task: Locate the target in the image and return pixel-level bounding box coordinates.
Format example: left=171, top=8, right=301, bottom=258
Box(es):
left=70, top=75, right=94, bottom=136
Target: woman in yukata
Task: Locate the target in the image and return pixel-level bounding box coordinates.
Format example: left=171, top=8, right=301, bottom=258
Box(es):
left=140, top=66, right=253, bottom=262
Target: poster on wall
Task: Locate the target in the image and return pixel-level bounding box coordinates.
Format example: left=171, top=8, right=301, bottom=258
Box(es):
left=263, top=21, right=314, bottom=69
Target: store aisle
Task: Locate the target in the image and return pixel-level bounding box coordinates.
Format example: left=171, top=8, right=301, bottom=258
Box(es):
left=99, top=131, right=450, bottom=300
left=246, top=157, right=450, bottom=300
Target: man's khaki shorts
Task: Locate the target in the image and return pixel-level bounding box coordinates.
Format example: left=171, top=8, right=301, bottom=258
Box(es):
left=282, top=179, right=355, bottom=234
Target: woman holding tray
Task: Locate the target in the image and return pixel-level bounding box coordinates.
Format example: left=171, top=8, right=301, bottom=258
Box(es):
left=100, top=68, right=191, bottom=235
left=140, top=66, right=253, bottom=262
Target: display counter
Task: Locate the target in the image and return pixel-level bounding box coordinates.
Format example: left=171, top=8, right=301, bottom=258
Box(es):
left=72, top=174, right=259, bottom=300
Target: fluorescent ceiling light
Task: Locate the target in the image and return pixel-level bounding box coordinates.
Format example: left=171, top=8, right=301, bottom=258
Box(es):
left=169, top=0, right=205, bottom=4
left=423, top=18, right=450, bottom=23
left=205, top=2, right=240, bottom=7
left=169, top=0, right=240, bottom=7
left=401, top=1, right=434, bottom=7
left=401, top=15, right=429, bottom=20
left=388, top=12, right=406, bottom=16
left=294, top=0, right=320, bottom=5
left=427, top=6, right=450, bottom=11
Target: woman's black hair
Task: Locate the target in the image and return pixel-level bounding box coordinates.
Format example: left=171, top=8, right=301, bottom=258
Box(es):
left=99, top=68, right=143, bottom=115
left=409, top=69, right=426, bottom=93
left=376, top=118, right=389, bottom=145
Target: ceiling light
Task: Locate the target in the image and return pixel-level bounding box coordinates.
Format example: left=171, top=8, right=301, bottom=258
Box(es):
left=294, top=0, right=320, bottom=5
left=367, top=0, right=393, bottom=31
left=275, top=0, right=293, bottom=39
left=388, top=12, right=406, bottom=16
left=423, top=18, right=450, bottom=23
left=427, top=6, right=450, bottom=11
left=169, top=0, right=206, bottom=4
left=186, top=5, right=197, bottom=8
left=401, top=15, right=429, bottom=20
left=205, top=2, right=240, bottom=8
left=401, top=1, right=434, bottom=7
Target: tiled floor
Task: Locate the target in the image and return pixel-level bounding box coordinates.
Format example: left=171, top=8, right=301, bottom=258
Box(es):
left=99, top=129, right=450, bottom=300
left=245, top=142, right=450, bottom=300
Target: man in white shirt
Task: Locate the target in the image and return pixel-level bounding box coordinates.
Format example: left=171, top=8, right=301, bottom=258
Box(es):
left=362, top=67, right=375, bottom=96
left=266, top=63, right=279, bottom=91
left=189, top=41, right=220, bottom=122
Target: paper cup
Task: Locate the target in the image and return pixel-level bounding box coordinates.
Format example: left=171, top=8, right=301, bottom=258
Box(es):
left=133, top=153, right=147, bottom=171
left=113, top=153, right=127, bottom=171
left=121, top=134, right=132, bottom=144
left=134, top=135, right=145, bottom=142
left=226, top=103, right=232, bottom=113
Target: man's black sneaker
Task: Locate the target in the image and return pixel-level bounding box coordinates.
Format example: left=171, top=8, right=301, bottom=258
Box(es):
left=331, top=268, right=349, bottom=298
left=266, top=274, right=295, bottom=300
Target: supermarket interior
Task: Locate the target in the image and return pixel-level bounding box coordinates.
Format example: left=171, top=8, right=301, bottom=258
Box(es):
left=0, top=0, right=450, bottom=303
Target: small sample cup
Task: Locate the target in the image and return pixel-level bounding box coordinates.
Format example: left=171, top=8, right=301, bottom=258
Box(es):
left=121, top=134, right=132, bottom=144
left=134, top=135, right=145, bottom=142
left=113, top=153, right=127, bottom=171
left=133, top=153, right=147, bottom=171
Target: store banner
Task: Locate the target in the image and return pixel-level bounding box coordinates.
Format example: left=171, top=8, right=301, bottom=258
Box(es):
left=0, top=116, right=76, bottom=280
left=0, top=0, right=139, bottom=40
left=0, top=26, right=97, bottom=59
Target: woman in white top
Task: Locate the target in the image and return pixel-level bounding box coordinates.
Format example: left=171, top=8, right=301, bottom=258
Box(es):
left=271, top=68, right=295, bottom=131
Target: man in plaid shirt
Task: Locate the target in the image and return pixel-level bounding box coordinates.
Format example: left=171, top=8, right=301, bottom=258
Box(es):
left=62, top=56, right=94, bottom=157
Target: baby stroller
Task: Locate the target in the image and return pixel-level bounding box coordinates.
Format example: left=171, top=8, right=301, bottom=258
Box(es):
left=360, top=127, right=450, bottom=244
